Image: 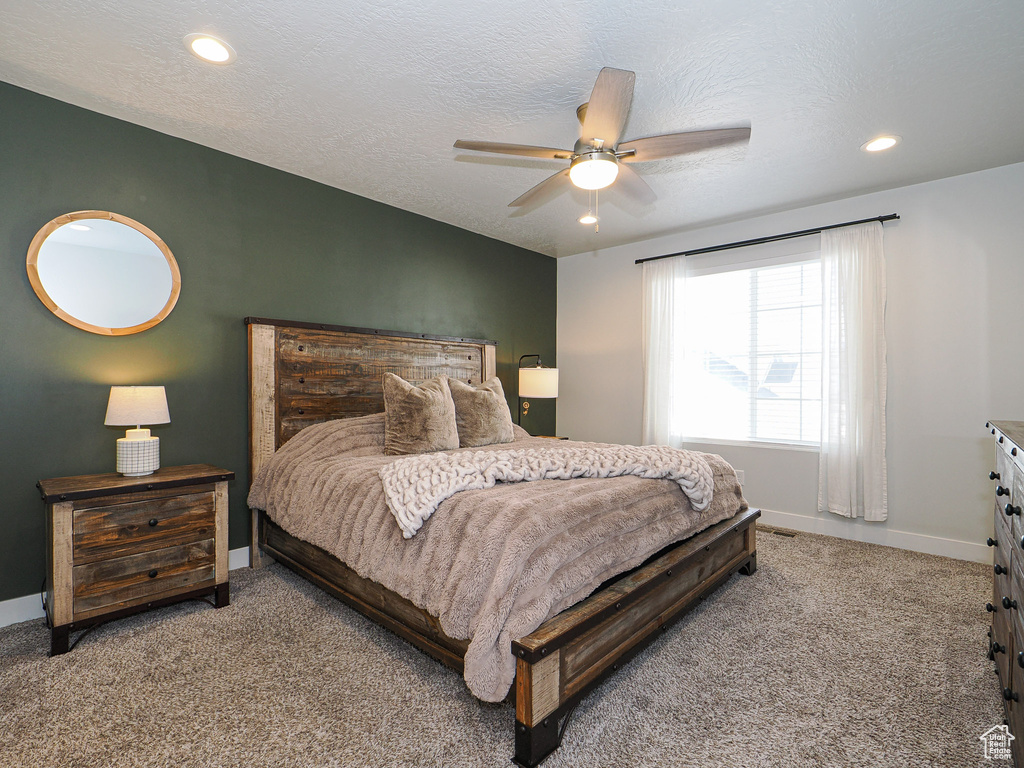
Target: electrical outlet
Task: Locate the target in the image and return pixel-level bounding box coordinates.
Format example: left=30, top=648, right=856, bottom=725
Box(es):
left=735, top=469, right=745, bottom=485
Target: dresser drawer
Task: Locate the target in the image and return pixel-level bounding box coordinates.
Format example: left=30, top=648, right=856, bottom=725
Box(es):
left=73, top=539, right=216, bottom=621
left=999, top=501, right=1015, bottom=557
left=1012, top=471, right=1024, bottom=547
left=73, top=490, right=216, bottom=565
left=997, top=449, right=1015, bottom=497
left=1013, top=621, right=1024, bottom=765
left=995, top=576, right=1015, bottom=687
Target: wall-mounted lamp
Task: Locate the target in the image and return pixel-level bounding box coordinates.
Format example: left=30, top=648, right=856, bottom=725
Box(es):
left=104, top=386, right=170, bottom=476
left=518, top=355, right=558, bottom=426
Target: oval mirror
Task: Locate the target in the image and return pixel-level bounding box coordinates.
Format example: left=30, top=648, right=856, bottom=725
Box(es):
left=26, top=211, right=181, bottom=336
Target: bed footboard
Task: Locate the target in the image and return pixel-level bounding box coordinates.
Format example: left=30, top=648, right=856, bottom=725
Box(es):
left=512, top=506, right=759, bottom=767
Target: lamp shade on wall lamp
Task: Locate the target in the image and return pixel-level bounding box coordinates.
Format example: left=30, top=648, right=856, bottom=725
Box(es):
left=518, top=367, right=559, bottom=398
left=517, top=356, right=558, bottom=427
left=104, top=386, right=170, bottom=476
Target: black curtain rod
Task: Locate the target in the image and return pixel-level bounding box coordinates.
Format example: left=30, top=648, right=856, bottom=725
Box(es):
left=634, top=214, right=900, bottom=265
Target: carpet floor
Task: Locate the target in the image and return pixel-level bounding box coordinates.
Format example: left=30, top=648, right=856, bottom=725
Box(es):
left=0, top=526, right=1002, bottom=767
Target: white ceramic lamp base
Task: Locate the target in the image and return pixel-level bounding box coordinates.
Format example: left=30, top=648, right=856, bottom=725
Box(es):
left=116, top=430, right=161, bottom=476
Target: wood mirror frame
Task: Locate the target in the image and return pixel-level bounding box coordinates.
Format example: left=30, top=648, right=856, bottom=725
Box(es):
left=26, top=210, right=181, bottom=336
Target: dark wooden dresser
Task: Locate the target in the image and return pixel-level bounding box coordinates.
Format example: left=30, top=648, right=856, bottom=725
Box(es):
left=988, top=421, right=1024, bottom=762
left=38, top=464, right=233, bottom=655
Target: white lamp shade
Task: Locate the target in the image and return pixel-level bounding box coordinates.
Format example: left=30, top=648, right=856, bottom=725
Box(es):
left=569, top=156, right=619, bottom=190
left=104, top=386, right=170, bottom=427
left=519, top=367, right=559, bottom=398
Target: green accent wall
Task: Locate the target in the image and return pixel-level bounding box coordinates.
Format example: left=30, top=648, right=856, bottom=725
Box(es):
left=0, top=81, right=556, bottom=603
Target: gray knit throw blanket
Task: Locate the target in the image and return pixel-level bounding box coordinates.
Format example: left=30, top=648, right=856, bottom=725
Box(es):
left=380, top=443, right=714, bottom=538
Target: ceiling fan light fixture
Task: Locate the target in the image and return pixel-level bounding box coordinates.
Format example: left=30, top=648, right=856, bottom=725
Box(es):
left=578, top=213, right=598, bottom=225
left=569, top=152, right=619, bottom=190
left=861, top=135, right=901, bottom=152
left=184, top=33, right=236, bottom=64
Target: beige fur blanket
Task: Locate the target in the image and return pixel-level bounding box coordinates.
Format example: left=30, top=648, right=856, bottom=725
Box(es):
left=247, top=414, right=747, bottom=702
left=381, top=444, right=714, bottom=538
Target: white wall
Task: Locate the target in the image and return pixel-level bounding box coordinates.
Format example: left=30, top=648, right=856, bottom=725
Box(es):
left=557, top=161, right=1024, bottom=561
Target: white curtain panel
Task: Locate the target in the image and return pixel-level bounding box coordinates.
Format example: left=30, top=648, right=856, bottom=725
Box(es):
left=641, top=256, right=686, bottom=446
left=818, top=221, right=888, bottom=521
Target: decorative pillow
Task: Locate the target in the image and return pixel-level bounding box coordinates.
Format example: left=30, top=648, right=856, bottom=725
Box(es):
left=382, top=373, right=459, bottom=455
left=448, top=376, right=515, bottom=448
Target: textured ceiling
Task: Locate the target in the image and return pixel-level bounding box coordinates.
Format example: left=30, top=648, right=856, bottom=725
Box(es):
left=2, top=0, right=1023, bottom=257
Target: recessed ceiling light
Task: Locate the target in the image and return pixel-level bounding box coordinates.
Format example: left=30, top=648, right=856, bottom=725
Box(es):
left=184, top=33, right=236, bottom=65
left=861, top=135, right=901, bottom=153
left=68, top=223, right=91, bottom=231
left=578, top=213, right=598, bottom=225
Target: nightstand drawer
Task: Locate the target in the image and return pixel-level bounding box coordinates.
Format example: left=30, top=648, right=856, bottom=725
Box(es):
left=73, top=490, right=216, bottom=565
left=73, top=539, right=216, bottom=621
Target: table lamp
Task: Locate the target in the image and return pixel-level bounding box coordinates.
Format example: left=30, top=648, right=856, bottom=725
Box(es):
left=517, top=355, right=558, bottom=425
left=104, top=386, right=170, bottom=476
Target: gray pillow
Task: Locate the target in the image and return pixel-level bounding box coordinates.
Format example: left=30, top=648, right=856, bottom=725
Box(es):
left=448, top=376, right=515, bottom=448
left=382, top=373, right=459, bottom=455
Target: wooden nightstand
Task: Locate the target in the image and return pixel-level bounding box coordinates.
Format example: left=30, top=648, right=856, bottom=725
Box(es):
left=38, top=464, right=234, bottom=656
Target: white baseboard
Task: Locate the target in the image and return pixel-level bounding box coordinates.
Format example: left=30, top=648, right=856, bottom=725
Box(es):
left=757, top=508, right=991, bottom=564
left=0, top=593, right=46, bottom=628
left=0, top=546, right=253, bottom=630
left=228, top=546, right=251, bottom=571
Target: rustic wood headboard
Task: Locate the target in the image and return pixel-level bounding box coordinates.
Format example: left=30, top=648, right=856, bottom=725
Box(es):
left=245, top=317, right=497, bottom=482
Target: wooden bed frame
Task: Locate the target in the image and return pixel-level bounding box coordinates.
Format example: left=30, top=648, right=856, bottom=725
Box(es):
left=245, top=316, right=759, bottom=766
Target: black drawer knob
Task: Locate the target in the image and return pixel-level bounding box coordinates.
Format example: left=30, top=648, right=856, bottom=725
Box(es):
left=1018, top=651, right=1024, bottom=669
left=1000, top=436, right=1005, bottom=444
left=148, top=569, right=158, bottom=579
left=993, top=642, right=1006, bottom=654
left=995, top=563, right=1008, bottom=575
left=1006, top=504, right=1022, bottom=517
left=1003, top=596, right=1018, bottom=610
left=1019, top=535, right=1024, bottom=549
left=1004, top=687, right=1019, bottom=702
left=987, top=602, right=998, bottom=613
left=991, top=471, right=1002, bottom=481
left=997, top=486, right=1011, bottom=497
left=1014, top=447, right=1019, bottom=457
left=148, top=518, right=158, bottom=527
left=988, top=537, right=999, bottom=547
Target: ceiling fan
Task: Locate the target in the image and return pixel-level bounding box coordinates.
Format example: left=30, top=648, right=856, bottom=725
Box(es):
left=454, top=67, right=751, bottom=210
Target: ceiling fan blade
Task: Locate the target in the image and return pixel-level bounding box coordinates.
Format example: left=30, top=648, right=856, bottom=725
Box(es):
left=454, top=140, right=572, bottom=160
left=618, top=126, right=751, bottom=162
left=508, top=168, right=571, bottom=208
left=613, top=163, right=657, bottom=206
left=580, top=68, right=635, bottom=148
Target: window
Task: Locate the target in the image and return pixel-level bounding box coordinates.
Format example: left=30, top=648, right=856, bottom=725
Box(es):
left=677, top=255, right=821, bottom=445
left=643, top=221, right=887, bottom=517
